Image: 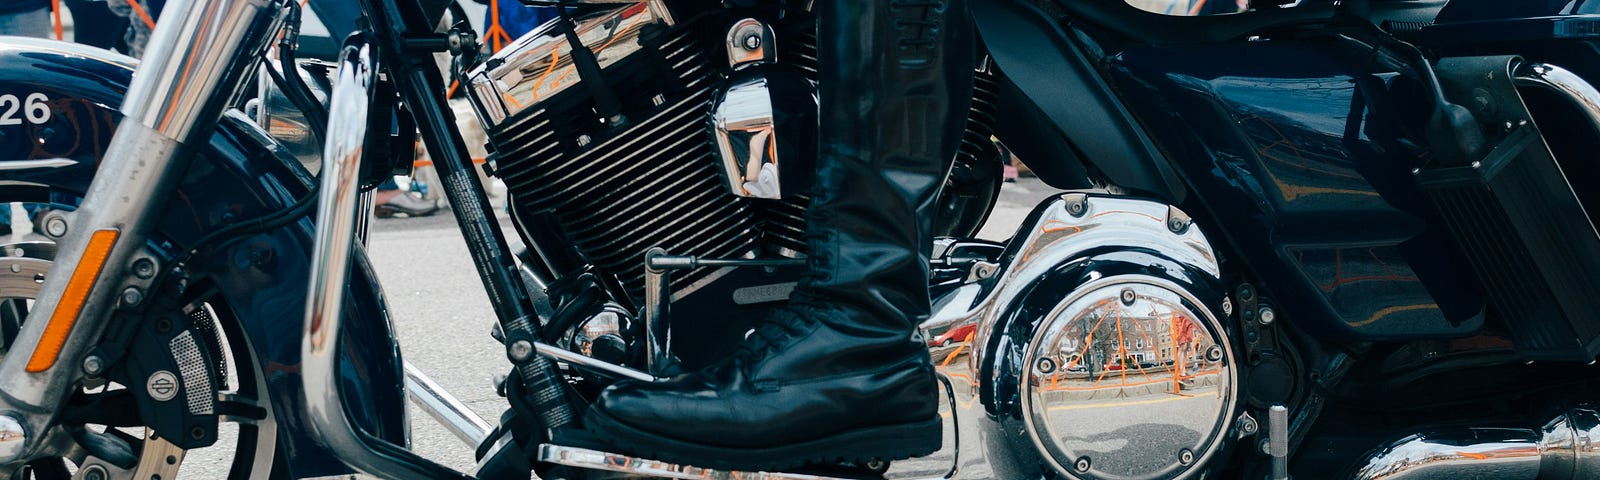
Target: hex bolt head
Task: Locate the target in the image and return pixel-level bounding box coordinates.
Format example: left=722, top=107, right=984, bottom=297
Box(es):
left=743, top=34, right=761, bottom=50
left=1206, top=345, right=1225, bottom=362
left=1120, top=288, right=1137, bottom=306
left=1075, top=457, right=1091, bottom=473
left=1067, top=199, right=1087, bottom=217
left=1180, top=449, right=1195, bottom=465
left=1221, top=297, right=1235, bottom=317
left=44, top=216, right=67, bottom=238
left=121, top=287, right=144, bottom=307
left=1239, top=414, right=1259, bottom=436
left=83, top=466, right=107, bottom=480
left=1258, top=307, right=1276, bottom=326
left=509, top=339, right=534, bottom=363
left=82, top=355, right=105, bottom=376
left=1167, top=216, right=1189, bottom=233
left=133, top=258, right=157, bottom=279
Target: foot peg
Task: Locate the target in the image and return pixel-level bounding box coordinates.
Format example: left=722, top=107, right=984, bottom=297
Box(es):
left=537, top=444, right=896, bottom=480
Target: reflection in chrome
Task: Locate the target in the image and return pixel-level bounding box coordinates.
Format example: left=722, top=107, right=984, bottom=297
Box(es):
left=467, top=2, right=665, bottom=127
left=922, top=193, right=1224, bottom=480
left=1353, top=407, right=1600, bottom=480
left=254, top=62, right=330, bottom=174
left=1515, top=62, right=1600, bottom=137
left=710, top=65, right=818, bottom=199
left=301, top=39, right=471, bottom=480
left=1022, top=276, right=1235, bottom=480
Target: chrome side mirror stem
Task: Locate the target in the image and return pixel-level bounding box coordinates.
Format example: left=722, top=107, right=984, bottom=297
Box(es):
left=301, top=37, right=473, bottom=480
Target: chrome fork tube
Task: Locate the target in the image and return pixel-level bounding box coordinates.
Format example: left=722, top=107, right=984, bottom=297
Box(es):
left=302, top=38, right=471, bottom=480
left=0, top=0, right=285, bottom=463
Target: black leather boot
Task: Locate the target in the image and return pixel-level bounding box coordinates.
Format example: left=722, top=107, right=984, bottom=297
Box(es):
left=582, top=0, right=973, bottom=471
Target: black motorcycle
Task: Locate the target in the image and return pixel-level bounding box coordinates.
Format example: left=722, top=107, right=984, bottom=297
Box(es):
left=2, top=0, right=1600, bottom=479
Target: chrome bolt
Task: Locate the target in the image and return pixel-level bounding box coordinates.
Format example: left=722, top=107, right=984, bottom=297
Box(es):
left=1221, top=297, right=1234, bottom=317
left=743, top=34, right=761, bottom=50
left=1206, top=345, right=1225, bottom=362
left=1471, top=161, right=1483, bottom=169
left=0, top=414, right=25, bottom=463
left=1180, top=449, right=1195, bottom=465
left=1239, top=413, right=1259, bottom=436
left=1258, top=307, right=1276, bottom=326
left=576, top=135, right=592, bottom=147
left=121, top=287, right=144, bottom=307
left=1120, top=288, right=1136, bottom=305
left=1075, top=457, right=1091, bottom=473
left=133, top=258, right=157, bottom=279
left=82, top=465, right=108, bottom=480
left=1066, top=198, right=1087, bottom=217
left=43, top=215, right=67, bottom=238
left=509, top=339, right=534, bottom=362
left=651, top=94, right=666, bottom=106
left=1167, top=216, right=1188, bottom=233
left=82, top=355, right=105, bottom=376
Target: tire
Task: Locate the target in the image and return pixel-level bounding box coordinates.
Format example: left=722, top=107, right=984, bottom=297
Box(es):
left=0, top=188, right=282, bottom=480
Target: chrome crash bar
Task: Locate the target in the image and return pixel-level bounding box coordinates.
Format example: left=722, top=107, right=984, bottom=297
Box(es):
left=300, top=37, right=473, bottom=480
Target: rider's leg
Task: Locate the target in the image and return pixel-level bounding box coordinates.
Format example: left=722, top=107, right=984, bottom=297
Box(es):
left=583, top=0, right=974, bottom=470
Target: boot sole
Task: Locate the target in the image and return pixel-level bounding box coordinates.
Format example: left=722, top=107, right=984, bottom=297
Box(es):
left=583, top=409, right=942, bottom=472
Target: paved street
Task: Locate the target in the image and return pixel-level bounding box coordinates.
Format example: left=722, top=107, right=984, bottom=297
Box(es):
left=366, top=176, right=1059, bottom=475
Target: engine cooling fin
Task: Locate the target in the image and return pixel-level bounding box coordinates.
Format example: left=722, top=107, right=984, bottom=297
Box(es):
left=479, top=9, right=1001, bottom=306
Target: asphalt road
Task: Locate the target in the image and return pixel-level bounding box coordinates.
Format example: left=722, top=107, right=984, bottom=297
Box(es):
left=174, top=176, right=1061, bottom=478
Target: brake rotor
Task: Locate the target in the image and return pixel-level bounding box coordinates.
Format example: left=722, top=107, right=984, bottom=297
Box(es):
left=0, top=240, right=184, bottom=480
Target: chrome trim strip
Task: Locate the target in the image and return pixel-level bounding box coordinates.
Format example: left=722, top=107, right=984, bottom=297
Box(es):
left=403, top=361, right=492, bottom=447
left=538, top=444, right=952, bottom=480
left=0, top=159, right=77, bottom=171
left=301, top=38, right=472, bottom=480
left=1515, top=62, right=1600, bottom=136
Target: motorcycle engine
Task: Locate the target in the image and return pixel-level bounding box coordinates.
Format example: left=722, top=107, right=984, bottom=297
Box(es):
left=466, top=3, right=999, bottom=366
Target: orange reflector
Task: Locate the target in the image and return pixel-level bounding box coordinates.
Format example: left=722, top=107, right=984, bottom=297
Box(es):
left=26, top=229, right=118, bottom=373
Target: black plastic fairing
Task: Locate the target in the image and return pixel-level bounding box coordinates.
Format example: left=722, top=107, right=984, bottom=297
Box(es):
left=971, top=0, right=1185, bottom=203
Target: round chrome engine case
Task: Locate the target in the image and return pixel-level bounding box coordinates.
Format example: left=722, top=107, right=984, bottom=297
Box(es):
left=1022, top=275, right=1237, bottom=480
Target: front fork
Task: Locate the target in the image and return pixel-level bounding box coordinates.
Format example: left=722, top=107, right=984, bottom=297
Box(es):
left=0, top=0, right=288, bottom=467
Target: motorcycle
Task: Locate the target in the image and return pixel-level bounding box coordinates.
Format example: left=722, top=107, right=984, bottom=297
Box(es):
left=2, top=0, right=1600, bottom=478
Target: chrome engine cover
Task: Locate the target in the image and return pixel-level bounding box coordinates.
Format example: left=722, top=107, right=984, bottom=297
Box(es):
left=927, top=193, right=1236, bottom=480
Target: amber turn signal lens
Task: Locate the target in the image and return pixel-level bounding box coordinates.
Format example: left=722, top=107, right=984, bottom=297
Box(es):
left=26, top=229, right=118, bottom=373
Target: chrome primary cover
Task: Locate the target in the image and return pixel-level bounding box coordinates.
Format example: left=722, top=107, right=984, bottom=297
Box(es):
left=926, top=193, right=1233, bottom=480
left=1022, top=276, right=1235, bottom=480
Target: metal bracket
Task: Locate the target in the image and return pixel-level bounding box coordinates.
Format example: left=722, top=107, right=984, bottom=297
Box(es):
left=641, top=249, right=805, bottom=375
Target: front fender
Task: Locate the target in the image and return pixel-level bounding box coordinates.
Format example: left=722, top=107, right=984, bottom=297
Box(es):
left=0, top=37, right=405, bottom=478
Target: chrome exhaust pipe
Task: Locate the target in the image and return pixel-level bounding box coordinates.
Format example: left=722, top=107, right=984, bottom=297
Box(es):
left=1352, top=408, right=1600, bottom=480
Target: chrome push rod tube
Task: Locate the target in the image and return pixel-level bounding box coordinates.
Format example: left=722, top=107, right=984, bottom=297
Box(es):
left=302, top=39, right=471, bottom=480
left=0, top=0, right=285, bottom=465
left=404, top=362, right=492, bottom=447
